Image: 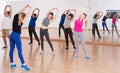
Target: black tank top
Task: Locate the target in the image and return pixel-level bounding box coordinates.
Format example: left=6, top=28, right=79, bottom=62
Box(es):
left=102, top=16, right=107, bottom=22
left=12, top=14, right=23, bottom=34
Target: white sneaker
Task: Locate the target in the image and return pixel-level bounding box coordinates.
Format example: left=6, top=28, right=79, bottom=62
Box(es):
left=52, top=52, right=55, bottom=56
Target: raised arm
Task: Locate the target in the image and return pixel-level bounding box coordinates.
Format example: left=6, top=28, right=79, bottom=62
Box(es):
left=22, top=5, right=32, bottom=23
left=67, top=9, right=73, bottom=15
left=72, top=9, right=77, bottom=15
left=32, top=8, right=36, bottom=15
left=4, top=5, right=7, bottom=16
left=82, top=7, right=91, bottom=23
left=98, top=11, right=103, bottom=18
left=35, top=8, right=40, bottom=18
left=51, top=8, right=59, bottom=22
left=7, top=5, right=12, bottom=18
left=18, top=4, right=29, bottom=14
left=63, top=9, right=69, bottom=15
left=46, top=8, right=54, bottom=17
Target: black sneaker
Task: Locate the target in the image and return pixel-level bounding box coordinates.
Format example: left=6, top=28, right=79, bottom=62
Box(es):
left=65, top=47, right=69, bottom=50
left=98, top=36, right=102, bottom=39
left=29, top=42, right=33, bottom=45
left=73, top=46, right=76, bottom=49
left=59, top=34, right=61, bottom=37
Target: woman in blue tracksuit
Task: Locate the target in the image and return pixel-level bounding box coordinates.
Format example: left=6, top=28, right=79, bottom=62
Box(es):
left=9, top=5, right=31, bottom=71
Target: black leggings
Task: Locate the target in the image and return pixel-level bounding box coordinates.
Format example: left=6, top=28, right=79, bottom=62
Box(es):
left=59, top=24, right=64, bottom=36
left=92, top=23, right=101, bottom=38
left=64, top=28, right=75, bottom=48
left=28, top=27, right=40, bottom=43
left=40, top=28, right=54, bottom=51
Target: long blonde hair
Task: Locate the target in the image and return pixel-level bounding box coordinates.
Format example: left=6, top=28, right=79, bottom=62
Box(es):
left=18, top=13, right=26, bottom=25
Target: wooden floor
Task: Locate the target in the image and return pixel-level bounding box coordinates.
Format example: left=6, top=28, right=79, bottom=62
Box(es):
left=0, top=28, right=120, bottom=73
left=0, top=37, right=120, bottom=73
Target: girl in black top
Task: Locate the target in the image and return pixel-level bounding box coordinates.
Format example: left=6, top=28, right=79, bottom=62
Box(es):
left=9, top=5, right=31, bottom=71
left=102, top=13, right=111, bottom=34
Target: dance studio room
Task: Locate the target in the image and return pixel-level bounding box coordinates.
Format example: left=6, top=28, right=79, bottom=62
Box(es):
left=0, top=0, right=120, bottom=73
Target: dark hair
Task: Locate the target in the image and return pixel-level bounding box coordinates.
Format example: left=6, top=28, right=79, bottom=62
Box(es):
left=68, top=14, right=74, bottom=19
left=83, top=13, right=87, bottom=18
left=93, top=14, right=98, bottom=19
left=33, top=14, right=37, bottom=17
left=106, top=13, right=111, bottom=17
left=21, top=13, right=26, bottom=19
left=49, top=12, right=54, bottom=19
left=7, top=11, right=10, bottom=15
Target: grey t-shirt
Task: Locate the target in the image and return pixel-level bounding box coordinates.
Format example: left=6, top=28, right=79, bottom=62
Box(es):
left=93, top=18, right=98, bottom=23
left=63, top=14, right=74, bottom=27
left=42, top=18, right=50, bottom=27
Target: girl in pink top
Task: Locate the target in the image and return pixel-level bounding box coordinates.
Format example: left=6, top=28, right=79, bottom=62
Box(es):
left=73, top=7, right=91, bottom=60
left=112, top=14, right=120, bottom=37
left=74, top=18, right=84, bottom=32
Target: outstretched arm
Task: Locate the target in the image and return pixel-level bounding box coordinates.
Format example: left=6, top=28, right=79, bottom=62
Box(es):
left=51, top=8, right=59, bottom=22
left=4, top=5, right=7, bottom=16
left=46, top=8, right=54, bottom=17
left=22, top=5, right=32, bottom=23
left=18, top=4, right=29, bottom=14
left=35, top=8, right=40, bottom=18
left=7, top=5, right=12, bottom=18
left=82, top=6, right=91, bottom=23
left=98, top=11, right=103, bottom=18
left=63, top=9, right=69, bottom=15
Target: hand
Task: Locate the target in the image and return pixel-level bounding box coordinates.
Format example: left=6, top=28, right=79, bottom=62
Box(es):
left=72, top=9, right=76, bottom=11
left=36, top=8, right=40, bottom=11
left=56, top=8, right=58, bottom=11
left=6, top=5, right=11, bottom=7
left=86, top=6, right=91, bottom=9
left=88, top=6, right=91, bottom=9
left=26, top=4, right=29, bottom=8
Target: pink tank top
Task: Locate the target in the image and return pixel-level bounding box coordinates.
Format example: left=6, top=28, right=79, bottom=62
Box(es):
left=74, top=19, right=83, bottom=32
left=112, top=16, right=117, bottom=24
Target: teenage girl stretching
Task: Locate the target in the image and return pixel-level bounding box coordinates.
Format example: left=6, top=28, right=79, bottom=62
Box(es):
left=112, top=13, right=120, bottom=37
left=40, top=8, right=59, bottom=56
left=73, top=7, right=91, bottom=60
left=92, top=11, right=103, bottom=39
left=9, top=5, right=31, bottom=71
left=63, top=9, right=77, bottom=50
left=28, top=8, right=40, bottom=45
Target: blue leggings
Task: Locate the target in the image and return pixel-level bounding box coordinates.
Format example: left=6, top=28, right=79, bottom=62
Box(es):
left=102, top=22, right=110, bottom=32
left=9, top=32, right=25, bottom=64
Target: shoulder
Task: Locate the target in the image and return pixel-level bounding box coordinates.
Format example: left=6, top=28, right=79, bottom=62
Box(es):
left=14, top=14, right=19, bottom=18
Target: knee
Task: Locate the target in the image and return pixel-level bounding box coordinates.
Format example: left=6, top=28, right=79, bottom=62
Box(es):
left=18, top=50, right=22, bottom=56
left=9, top=50, right=14, bottom=55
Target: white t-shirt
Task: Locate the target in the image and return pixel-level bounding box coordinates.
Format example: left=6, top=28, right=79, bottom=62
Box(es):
left=1, top=16, right=12, bottom=29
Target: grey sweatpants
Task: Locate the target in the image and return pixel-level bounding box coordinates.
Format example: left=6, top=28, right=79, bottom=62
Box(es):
left=74, top=32, right=88, bottom=56
left=112, top=24, right=120, bottom=36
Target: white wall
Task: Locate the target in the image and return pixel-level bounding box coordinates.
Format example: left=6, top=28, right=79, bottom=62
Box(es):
left=7, top=0, right=87, bottom=28
left=1, top=0, right=120, bottom=30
